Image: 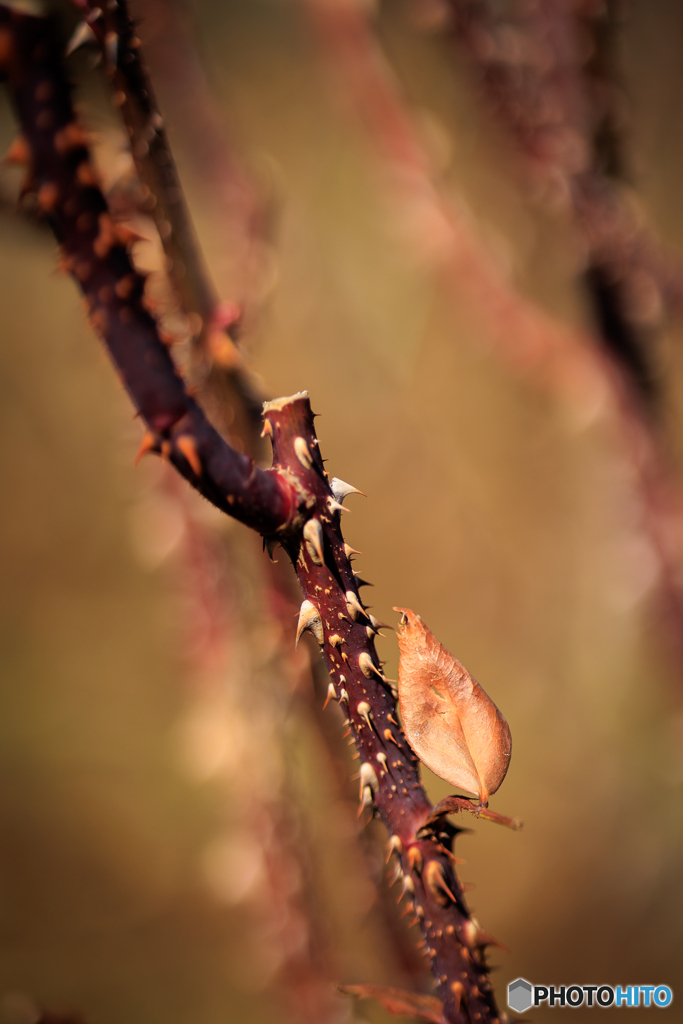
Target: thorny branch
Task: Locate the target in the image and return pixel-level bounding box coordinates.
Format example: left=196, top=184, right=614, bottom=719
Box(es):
left=74, top=0, right=427, bottom=1004
left=0, top=6, right=509, bottom=1022
left=71, top=0, right=252, bottom=353
left=0, top=6, right=294, bottom=535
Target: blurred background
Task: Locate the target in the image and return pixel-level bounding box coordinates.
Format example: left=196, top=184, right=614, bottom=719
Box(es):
left=1, top=0, right=683, bottom=1021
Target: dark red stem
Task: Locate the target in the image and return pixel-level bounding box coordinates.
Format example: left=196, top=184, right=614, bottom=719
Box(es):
left=0, top=5, right=296, bottom=537
left=0, top=7, right=507, bottom=1020
left=263, top=395, right=503, bottom=1023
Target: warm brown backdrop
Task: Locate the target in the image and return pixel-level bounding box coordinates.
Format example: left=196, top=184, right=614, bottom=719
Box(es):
left=1, top=0, right=682, bottom=1021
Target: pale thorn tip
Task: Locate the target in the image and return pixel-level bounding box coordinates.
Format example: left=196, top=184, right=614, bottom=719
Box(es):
left=358, top=651, right=377, bottom=678
left=358, top=785, right=374, bottom=816
left=402, top=875, right=415, bottom=894
left=462, top=916, right=509, bottom=951
left=303, top=518, right=324, bottom=566
left=295, top=599, right=324, bottom=647
left=323, top=682, right=335, bottom=709
left=340, top=689, right=349, bottom=703
left=389, top=834, right=402, bottom=855
left=376, top=751, right=388, bottom=769
left=357, top=701, right=372, bottom=727
left=327, top=497, right=347, bottom=515
left=260, top=418, right=273, bottom=439
left=330, top=477, right=366, bottom=504
left=294, top=435, right=312, bottom=469
left=176, top=434, right=202, bottom=477
left=66, top=20, right=96, bottom=56
left=344, top=544, right=362, bottom=558
left=424, top=859, right=456, bottom=907
left=134, top=430, right=157, bottom=465
left=345, top=590, right=366, bottom=620
left=359, top=761, right=378, bottom=795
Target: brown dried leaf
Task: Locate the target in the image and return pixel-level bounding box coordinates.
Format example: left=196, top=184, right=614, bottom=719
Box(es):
left=339, top=983, right=447, bottom=1023
left=394, top=608, right=512, bottom=804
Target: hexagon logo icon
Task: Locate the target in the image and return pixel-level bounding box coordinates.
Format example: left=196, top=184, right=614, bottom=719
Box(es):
left=508, top=978, right=533, bottom=1014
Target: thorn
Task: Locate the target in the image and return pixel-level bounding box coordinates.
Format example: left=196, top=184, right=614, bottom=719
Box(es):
left=328, top=634, right=345, bottom=649
left=387, top=861, right=402, bottom=887
left=261, top=418, right=273, bottom=439
left=358, top=651, right=381, bottom=679
left=383, top=728, right=400, bottom=747
left=345, top=590, right=366, bottom=620
left=330, top=477, right=365, bottom=504
left=462, top=917, right=509, bottom=952
left=340, top=688, right=349, bottom=703
left=264, top=538, right=278, bottom=562
left=386, top=834, right=402, bottom=862
left=358, top=785, right=374, bottom=817
left=66, top=20, right=96, bottom=55
left=176, top=434, right=202, bottom=476
left=327, top=497, right=347, bottom=515
left=344, top=544, right=361, bottom=558
left=134, top=430, right=157, bottom=464
left=369, top=615, right=393, bottom=631
left=357, top=701, right=372, bottom=727
left=407, top=846, right=423, bottom=873
left=359, top=762, right=378, bottom=797
left=323, top=682, right=335, bottom=709
left=294, top=435, right=312, bottom=469
left=303, top=518, right=324, bottom=565
left=424, top=859, right=456, bottom=906
left=353, top=574, right=373, bottom=588
left=377, top=751, right=388, bottom=772
left=402, top=875, right=415, bottom=895
left=296, top=599, right=324, bottom=647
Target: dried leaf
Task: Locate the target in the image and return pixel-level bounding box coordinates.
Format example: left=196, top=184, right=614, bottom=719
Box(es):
left=339, top=983, right=447, bottom=1024
left=394, top=608, right=512, bottom=805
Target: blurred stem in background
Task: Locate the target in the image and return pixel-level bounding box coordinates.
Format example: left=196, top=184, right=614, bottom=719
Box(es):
left=301, top=0, right=683, bottom=684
